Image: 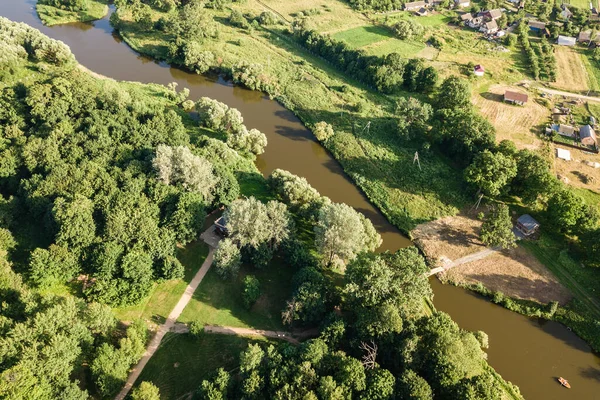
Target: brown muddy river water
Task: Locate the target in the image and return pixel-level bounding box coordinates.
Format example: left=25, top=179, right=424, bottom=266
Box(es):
left=2, top=1, right=600, bottom=398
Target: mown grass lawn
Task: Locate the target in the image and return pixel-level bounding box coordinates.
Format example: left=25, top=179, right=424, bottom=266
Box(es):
left=36, top=0, right=108, bottom=26
left=364, top=38, right=426, bottom=57
left=178, top=256, right=294, bottom=330
left=136, top=332, right=270, bottom=399
left=114, top=241, right=210, bottom=325
left=332, top=25, right=393, bottom=48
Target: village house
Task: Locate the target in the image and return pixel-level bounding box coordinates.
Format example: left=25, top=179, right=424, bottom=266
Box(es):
left=455, top=0, right=471, bottom=8
left=485, top=9, right=503, bottom=20
left=480, top=20, right=498, bottom=34
left=551, top=123, right=577, bottom=138
left=474, top=64, right=485, bottom=76
left=504, top=90, right=528, bottom=105
left=577, top=30, right=600, bottom=44
left=460, top=12, right=473, bottom=23
left=427, top=0, right=444, bottom=6
left=214, top=216, right=229, bottom=236
left=528, top=20, right=547, bottom=33
left=580, top=124, right=598, bottom=146
left=557, top=35, right=577, bottom=46
left=405, top=0, right=427, bottom=11
left=515, top=214, right=540, bottom=237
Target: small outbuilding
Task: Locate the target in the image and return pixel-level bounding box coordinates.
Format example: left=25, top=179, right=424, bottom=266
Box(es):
left=557, top=35, right=577, bottom=46
left=460, top=12, right=473, bottom=22
left=516, top=214, right=540, bottom=237
left=474, top=64, right=485, bottom=76
left=416, top=7, right=428, bottom=16
left=504, top=90, right=528, bottom=105
left=455, top=0, right=471, bottom=8
left=580, top=124, right=598, bottom=146
left=556, top=148, right=572, bottom=161
left=551, top=123, right=576, bottom=138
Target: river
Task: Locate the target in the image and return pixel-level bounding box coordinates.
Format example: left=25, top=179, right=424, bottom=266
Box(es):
left=2, top=1, right=599, bottom=398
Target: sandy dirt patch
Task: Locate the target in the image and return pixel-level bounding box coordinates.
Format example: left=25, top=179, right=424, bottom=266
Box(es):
left=441, top=248, right=571, bottom=304
left=472, top=84, right=549, bottom=149
left=553, top=46, right=590, bottom=93
left=412, top=211, right=571, bottom=304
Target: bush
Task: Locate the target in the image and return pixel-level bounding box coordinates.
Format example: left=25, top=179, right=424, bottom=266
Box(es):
left=214, top=238, right=242, bottom=279
left=313, top=121, right=334, bottom=142
left=242, top=275, right=261, bottom=309
left=259, top=11, right=279, bottom=26
left=189, top=320, right=205, bottom=336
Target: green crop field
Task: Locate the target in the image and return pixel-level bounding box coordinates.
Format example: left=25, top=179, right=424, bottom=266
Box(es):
left=332, top=25, right=393, bottom=48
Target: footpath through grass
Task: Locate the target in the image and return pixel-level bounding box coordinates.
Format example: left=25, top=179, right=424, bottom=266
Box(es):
left=114, top=241, right=210, bottom=325
left=136, top=332, right=270, bottom=399
left=36, top=0, right=108, bottom=26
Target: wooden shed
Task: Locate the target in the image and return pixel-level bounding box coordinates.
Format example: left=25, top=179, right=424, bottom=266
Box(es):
left=516, top=214, right=540, bottom=237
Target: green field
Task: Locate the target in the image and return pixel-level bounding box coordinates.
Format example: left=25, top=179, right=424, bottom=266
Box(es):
left=36, top=0, right=108, bottom=26
left=365, top=38, right=427, bottom=57
left=374, top=11, right=453, bottom=27
left=564, top=0, right=598, bottom=9
left=332, top=25, right=393, bottom=48
left=178, top=257, right=294, bottom=330
left=136, top=332, right=270, bottom=399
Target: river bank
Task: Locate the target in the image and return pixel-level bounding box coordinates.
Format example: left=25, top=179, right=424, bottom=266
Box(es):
left=4, top=1, right=600, bottom=397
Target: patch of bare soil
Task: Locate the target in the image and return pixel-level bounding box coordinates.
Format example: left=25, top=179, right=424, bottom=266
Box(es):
left=412, top=211, right=486, bottom=266
left=472, top=84, right=549, bottom=149
left=442, top=247, right=571, bottom=304
left=413, top=212, right=571, bottom=304
left=553, top=148, right=600, bottom=193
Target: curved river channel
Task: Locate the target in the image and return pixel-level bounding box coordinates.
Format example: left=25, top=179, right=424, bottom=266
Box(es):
left=2, top=1, right=600, bottom=398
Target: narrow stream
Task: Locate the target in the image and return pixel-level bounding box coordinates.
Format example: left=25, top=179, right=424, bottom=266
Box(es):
left=2, top=2, right=600, bottom=398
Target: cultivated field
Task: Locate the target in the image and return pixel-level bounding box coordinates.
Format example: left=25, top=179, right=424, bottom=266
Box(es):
left=553, top=46, right=591, bottom=92
left=412, top=212, right=570, bottom=304
left=472, top=85, right=549, bottom=148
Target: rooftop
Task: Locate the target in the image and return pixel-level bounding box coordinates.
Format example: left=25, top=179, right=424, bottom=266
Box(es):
left=504, top=90, right=528, bottom=103
left=517, top=214, right=540, bottom=231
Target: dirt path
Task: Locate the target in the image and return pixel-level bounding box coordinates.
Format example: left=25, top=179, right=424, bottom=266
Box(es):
left=428, top=247, right=498, bottom=276
left=537, top=86, right=600, bottom=103
left=203, top=325, right=300, bottom=344
left=115, top=228, right=219, bottom=400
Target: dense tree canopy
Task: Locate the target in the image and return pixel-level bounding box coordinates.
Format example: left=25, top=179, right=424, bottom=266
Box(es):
left=480, top=204, right=517, bottom=249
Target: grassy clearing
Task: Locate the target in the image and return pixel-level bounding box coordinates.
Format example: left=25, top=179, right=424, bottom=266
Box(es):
left=36, top=0, right=108, bottom=26
left=136, top=332, right=269, bottom=399
left=374, top=11, right=453, bottom=27
left=332, top=25, right=393, bottom=48
left=579, top=48, right=600, bottom=92
left=114, top=241, right=210, bottom=325
left=115, top=6, right=468, bottom=234
left=364, top=38, right=427, bottom=57
left=552, top=45, right=592, bottom=93
left=565, top=0, right=597, bottom=9
left=178, top=256, right=294, bottom=330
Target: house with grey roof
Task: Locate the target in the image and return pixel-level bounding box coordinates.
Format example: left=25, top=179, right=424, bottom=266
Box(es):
left=515, top=214, right=540, bottom=237
left=579, top=124, right=598, bottom=146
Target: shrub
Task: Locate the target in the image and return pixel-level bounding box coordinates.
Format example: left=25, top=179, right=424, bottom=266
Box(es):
left=313, top=121, right=334, bottom=142
left=214, top=238, right=242, bottom=279
left=242, top=275, right=261, bottom=309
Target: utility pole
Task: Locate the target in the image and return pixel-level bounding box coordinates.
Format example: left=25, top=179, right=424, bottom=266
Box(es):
left=413, top=151, right=421, bottom=171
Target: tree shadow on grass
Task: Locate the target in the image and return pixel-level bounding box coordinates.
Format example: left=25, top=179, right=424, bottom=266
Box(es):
left=479, top=92, right=504, bottom=102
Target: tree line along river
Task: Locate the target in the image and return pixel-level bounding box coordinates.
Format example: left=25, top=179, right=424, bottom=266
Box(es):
left=1, top=1, right=599, bottom=398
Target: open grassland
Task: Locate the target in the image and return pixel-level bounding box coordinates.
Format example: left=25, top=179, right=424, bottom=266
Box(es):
left=332, top=24, right=392, bottom=48
left=472, top=84, right=548, bottom=149
left=36, top=0, right=108, bottom=26
left=116, top=6, right=468, bottom=233
left=114, top=241, right=210, bottom=326
left=364, top=38, right=428, bottom=58
left=178, top=257, right=294, bottom=330
left=136, top=332, right=269, bottom=399
left=553, top=46, right=592, bottom=92
left=564, top=0, right=598, bottom=10
left=253, top=0, right=367, bottom=32
left=579, top=49, right=600, bottom=92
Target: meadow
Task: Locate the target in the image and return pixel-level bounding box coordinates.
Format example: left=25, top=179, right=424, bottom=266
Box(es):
left=36, top=0, right=108, bottom=25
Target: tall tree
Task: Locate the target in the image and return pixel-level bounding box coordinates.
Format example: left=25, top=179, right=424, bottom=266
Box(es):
left=480, top=204, right=516, bottom=249
left=465, top=150, right=517, bottom=197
